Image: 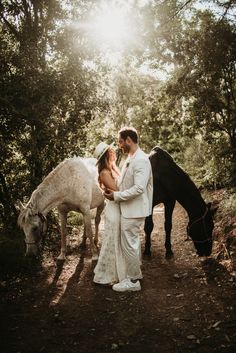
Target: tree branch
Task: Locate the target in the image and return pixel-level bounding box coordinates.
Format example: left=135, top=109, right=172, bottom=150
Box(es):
left=22, top=0, right=32, bottom=27
left=0, top=14, right=20, bottom=41
left=174, top=0, right=193, bottom=18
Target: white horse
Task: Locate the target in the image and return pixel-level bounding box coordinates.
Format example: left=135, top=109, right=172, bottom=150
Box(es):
left=17, top=157, right=104, bottom=260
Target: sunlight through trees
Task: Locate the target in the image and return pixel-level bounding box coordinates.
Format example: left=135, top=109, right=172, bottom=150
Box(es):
left=0, top=0, right=236, bottom=230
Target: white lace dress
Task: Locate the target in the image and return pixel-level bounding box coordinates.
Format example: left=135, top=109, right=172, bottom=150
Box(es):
left=93, top=200, right=126, bottom=284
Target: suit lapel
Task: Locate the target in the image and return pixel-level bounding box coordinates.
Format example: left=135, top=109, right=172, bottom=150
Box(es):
left=119, top=149, right=141, bottom=185
left=119, top=158, right=130, bottom=184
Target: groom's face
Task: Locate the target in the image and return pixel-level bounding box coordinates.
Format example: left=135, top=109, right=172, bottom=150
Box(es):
left=118, top=135, right=130, bottom=154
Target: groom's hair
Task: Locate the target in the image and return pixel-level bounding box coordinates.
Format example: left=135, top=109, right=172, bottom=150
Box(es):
left=119, top=126, right=138, bottom=143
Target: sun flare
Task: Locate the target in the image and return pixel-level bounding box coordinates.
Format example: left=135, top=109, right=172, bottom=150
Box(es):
left=89, top=4, right=134, bottom=50
left=94, top=8, right=126, bottom=42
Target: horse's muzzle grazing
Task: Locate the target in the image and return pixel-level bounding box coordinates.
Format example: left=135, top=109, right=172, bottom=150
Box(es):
left=195, top=239, right=213, bottom=257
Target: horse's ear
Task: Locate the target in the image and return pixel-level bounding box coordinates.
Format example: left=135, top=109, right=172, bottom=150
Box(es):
left=207, top=202, right=218, bottom=216
left=15, top=200, right=25, bottom=212
left=211, top=206, right=218, bottom=216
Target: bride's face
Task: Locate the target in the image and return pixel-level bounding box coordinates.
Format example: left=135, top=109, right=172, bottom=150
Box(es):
left=108, top=148, right=117, bottom=163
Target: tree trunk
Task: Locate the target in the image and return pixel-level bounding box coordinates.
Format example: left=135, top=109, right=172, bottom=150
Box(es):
left=0, top=172, right=17, bottom=231
left=230, top=132, right=236, bottom=186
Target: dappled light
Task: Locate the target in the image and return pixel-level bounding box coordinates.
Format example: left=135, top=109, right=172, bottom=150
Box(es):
left=0, top=0, right=236, bottom=352
left=46, top=253, right=90, bottom=307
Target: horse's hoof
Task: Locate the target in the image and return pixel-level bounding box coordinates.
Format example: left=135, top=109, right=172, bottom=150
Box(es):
left=92, top=254, right=98, bottom=261
left=143, top=250, right=151, bottom=257
left=165, top=252, right=174, bottom=259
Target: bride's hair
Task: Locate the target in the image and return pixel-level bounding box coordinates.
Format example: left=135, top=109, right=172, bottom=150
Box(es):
left=97, top=149, right=111, bottom=187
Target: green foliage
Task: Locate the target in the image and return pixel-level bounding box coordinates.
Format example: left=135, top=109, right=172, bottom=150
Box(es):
left=0, top=0, right=101, bottom=230
left=1, top=0, right=236, bottom=235
left=181, top=136, right=232, bottom=188
left=211, top=188, right=236, bottom=267
left=156, top=10, right=236, bottom=184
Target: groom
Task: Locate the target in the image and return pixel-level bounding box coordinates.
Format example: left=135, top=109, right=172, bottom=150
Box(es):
left=104, top=126, right=153, bottom=292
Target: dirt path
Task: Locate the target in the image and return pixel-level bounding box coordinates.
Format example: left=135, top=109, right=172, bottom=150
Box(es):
left=1, top=203, right=236, bottom=353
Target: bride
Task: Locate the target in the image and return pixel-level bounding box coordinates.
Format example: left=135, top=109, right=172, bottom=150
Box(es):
left=93, top=142, right=126, bottom=285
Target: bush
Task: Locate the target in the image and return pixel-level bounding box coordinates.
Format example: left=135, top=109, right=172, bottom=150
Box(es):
left=180, top=137, right=231, bottom=188
left=207, top=189, right=236, bottom=270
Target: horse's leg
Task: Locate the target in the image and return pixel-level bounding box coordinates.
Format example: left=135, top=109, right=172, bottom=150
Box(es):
left=79, top=219, right=87, bottom=249
left=94, top=201, right=105, bottom=246
left=164, top=200, right=176, bottom=259
left=143, top=211, right=154, bottom=256
left=57, top=209, right=68, bottom=260
left=83, top=210, right=98, bottom=261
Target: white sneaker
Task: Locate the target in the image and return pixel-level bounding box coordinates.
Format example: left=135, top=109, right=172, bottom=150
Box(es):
left=112, top=278, right=141, bottom=292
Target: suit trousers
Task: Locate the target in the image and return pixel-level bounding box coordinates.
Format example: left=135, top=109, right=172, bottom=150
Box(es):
left=120, top=215, right=145, bottom=280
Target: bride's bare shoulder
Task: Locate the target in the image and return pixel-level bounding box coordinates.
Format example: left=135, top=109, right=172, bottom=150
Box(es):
left=99, top=168, right=113, bottom=183
left=99, top=168, right=118, bottom=191
left=99, top=168, right=111, bottom=178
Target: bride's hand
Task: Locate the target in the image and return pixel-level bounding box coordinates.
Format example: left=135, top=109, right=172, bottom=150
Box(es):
left=104, top=188, right=114, bottom=200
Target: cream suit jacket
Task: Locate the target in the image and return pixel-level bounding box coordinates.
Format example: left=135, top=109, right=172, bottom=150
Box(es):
left=114, top=148, right=153, bottom=218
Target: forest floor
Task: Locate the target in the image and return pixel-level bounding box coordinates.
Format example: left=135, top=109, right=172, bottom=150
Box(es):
left=0, top=201, right=236, bottom=353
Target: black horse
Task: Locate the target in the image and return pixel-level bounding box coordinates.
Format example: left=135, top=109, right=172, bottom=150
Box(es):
left=144, top=147, right=215, bottom=258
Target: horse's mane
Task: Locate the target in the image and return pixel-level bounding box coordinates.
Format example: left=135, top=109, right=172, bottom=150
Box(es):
left=150, top=146, right=203, bottom=203
left=17, top=206, right=33, bottom=228
left=151, top=146, right=174, bottom=162
left=82, top=157, right=98, bottom=177
left=18, top=156, right=90, bottom=227
left=151, top=146, right=191, bottom=179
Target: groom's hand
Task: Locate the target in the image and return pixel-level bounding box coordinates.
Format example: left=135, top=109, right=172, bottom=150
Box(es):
left=104, top=189, right=114, bottom=200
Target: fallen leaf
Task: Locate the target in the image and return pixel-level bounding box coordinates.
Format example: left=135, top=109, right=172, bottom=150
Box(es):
left=212, top=321, right=221, bottom=328
left=111, top=343, right=119, bottom=350
left=174, top=274, right=180, bottom=279
left=187, top=335, right=196, bottom=340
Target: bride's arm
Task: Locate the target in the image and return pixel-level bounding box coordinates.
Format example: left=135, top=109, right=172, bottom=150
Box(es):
left=100, top=169, right=118, bottom=191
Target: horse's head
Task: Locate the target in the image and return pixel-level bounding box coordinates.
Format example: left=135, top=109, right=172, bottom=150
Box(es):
left=187, top=203, right=217, bottom=257
left=16, top=201, right=47, bottom=257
